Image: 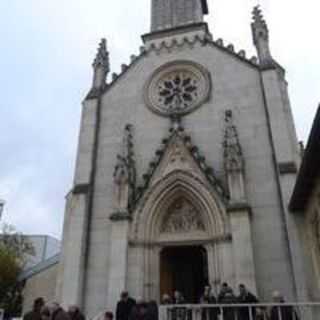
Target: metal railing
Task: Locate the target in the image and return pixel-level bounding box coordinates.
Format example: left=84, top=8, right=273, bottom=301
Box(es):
left=159, top=302, right=320, bottom=320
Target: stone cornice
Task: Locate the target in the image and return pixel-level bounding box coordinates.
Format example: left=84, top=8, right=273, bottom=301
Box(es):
left=142, top=23, right=209, bottom=43
left=227, top=202, right=252, bottom=214
left=278, top=161, right=298, bottom=175
left=128, top=233, right=232, bottom=248
left=110, top=211, right=132, bottom=222
left=72, top=184, right=90, bottom=195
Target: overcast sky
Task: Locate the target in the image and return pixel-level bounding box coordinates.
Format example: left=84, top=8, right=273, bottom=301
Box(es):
left=0, top=0, right=319, bottom=239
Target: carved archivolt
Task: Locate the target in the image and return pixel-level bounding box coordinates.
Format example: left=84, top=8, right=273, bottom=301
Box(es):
left=161, top=198, right=205, bottom=233
left=132, top=170, right=228, bottom=241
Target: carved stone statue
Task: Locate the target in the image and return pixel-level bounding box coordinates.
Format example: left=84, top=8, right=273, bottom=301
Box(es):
left=113, top=155, right=130, bottom=213
left=112, top=124, right=136, bottom=215
left=223, top=110, right=247, bottom=202
left=223, top=110, right=244, bottom=172
left=161, top=199, right=205, bottom=233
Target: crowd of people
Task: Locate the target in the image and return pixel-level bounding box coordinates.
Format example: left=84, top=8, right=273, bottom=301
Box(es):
left=160, top=283, right=298, bottom=320
left=23, top=299, right=86, bottom=320
left=23, top=285, right=298, bottom=320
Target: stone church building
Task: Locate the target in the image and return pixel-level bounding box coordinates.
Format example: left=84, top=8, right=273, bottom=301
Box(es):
left=23, top=0, right=319, bottom=316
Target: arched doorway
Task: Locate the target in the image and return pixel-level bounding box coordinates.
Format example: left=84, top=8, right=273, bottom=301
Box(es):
left=160, top=246, right=209, bottom=303
left=130, top=170, right=230, bottom=301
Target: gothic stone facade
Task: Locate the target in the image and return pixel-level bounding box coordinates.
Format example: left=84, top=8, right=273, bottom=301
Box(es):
left=57, top=1, right=309, bottom=316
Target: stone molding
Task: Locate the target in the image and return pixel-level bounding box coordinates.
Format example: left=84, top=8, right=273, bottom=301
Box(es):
left=110, top=211, right=132, bottom=222
left=278, top=161, right=298, bottom=175
left=72, top=184, right=90, bottom=195
left=143, top=22, right=209, bottom=43
left=227, top=202, right=252, bottom=214
left=128, top=233, right=232, bottom=248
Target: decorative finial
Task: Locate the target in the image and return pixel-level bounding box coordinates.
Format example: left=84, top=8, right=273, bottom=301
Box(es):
left=251, top=6, right=273, bottom=67
left=91, top=38, right=110, bottom=92
left=93, top=38, right=110, bottom=71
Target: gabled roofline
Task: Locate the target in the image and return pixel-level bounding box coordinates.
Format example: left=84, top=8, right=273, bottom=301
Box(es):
left=290, top=105, right=320, bottom=212
left=135, top=127, right=229, bottom=207
left=142, top=22, right=209, bottom=43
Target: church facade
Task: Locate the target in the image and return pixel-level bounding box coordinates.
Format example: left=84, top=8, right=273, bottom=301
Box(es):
left=56, top=0, right=311, bottom=316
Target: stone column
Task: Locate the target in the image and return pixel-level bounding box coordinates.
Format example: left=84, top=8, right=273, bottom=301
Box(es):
left=223, top=109, right=257, bottom=293
left=228, top=204, right=257, bottom=293
left=107, top=216, right=131, bottom=310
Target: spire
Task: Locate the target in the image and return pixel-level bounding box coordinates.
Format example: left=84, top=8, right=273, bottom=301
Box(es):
left=92, top=38, right=110, bottom=90
left=251, top=6, right=273, bottom=67
left=151, top=0, right=208, bottom=32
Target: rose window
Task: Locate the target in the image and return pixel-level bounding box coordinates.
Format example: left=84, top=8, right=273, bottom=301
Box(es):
left=158, top=73, right=198, bottom=112
left=144, top=61, right=211, bottom=117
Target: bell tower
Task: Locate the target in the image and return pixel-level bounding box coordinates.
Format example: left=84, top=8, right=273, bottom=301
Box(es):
left=151, top=0, right=208, bottom=32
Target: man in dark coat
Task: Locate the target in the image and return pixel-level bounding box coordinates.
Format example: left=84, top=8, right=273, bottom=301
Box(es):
left=116, top=291, right=136, bottom=320
left=270, top=291, right=299, bottom=320
left=218, top=283, right=232, bottom=302
left=200, top=286, right=219, bottom=320
left=146, top=301, right=158, bottom=320
left=129, top=299, right=148, bottom=320
left=67, top=306, right=86, bottom=320
left=237, top=284, right=259, bottom=320
left=50, top=303, right=71, bottom=320
left=23, top=298, right=45, bottom=320
left=218, top=287, right=237, bottom=320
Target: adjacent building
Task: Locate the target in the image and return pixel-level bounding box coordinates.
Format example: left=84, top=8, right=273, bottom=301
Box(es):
left=20, top=236, right=60, bottom=312
left=290, top=106, right=320, bottom=301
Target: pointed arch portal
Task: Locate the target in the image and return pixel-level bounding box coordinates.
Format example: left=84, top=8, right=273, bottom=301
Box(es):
left=129, top=170, right=233, bottom=302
